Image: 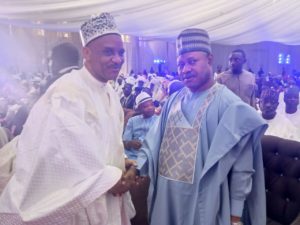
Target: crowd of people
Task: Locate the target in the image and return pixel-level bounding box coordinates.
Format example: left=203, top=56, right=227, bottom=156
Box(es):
left=0, top=11, right=299, bottom=225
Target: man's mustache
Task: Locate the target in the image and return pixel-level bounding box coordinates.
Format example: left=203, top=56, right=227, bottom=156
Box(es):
left=182, top=72, right=194, bottom=80
left=108, top=64, right=122, bottom=69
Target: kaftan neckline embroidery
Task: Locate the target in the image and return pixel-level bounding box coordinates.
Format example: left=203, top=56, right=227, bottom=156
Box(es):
left=158, top=84, right=219, bottom=184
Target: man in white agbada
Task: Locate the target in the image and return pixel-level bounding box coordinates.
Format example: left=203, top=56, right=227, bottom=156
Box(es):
left=259, top=87, right=300, bottom=141
left=0, top=12, right=136, bottom=225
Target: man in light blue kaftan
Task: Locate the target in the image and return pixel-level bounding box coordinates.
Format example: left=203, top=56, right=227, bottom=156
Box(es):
left=137, top=28, right=267, bottom=225
left=123, top=92, right=158, bottom=160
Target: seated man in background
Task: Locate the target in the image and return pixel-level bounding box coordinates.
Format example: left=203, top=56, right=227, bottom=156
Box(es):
left=259, top=87, right=300, bottom=141
left=121, top=77, right=139, bottom=126
left=120, top=78, right=136, bottom=110
left=283, top=85, right=300, bottom=128
left=123, top=92, right=158, bottom=160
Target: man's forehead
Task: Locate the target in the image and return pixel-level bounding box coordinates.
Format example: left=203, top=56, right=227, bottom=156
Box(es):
left=285, top=92, right=299, bottom=98
left=261, top=91, right=279, bottom=101
left=89, top=34, right=123, bottom=46
left=262, top=96, right=278, bottom=101
left=229, top=52, right=244, bottom=58
left=177, top=51, right=206, bottom=61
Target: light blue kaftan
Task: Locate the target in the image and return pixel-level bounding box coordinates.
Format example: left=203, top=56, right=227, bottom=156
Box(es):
left=137, top=83, right=267, bottom=225
left=123, top=114, right=158, bottom=160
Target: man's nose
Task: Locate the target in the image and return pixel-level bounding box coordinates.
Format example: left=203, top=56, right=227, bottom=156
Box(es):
left=265, top=102, right=272, bottom=107
left=112, top=54, right=123, bottom=64
left=182, top=64, right=191, bottom=74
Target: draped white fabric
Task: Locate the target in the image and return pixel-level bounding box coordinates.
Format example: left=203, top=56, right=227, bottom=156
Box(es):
left=1, top=0, right=300, bottom=45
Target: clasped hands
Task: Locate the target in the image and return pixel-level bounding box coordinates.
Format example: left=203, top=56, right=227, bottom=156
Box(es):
left=108, top=159, right=144, bottom=196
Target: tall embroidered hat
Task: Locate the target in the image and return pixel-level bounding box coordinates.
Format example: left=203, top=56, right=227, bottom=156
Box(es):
left=80, top=12, right=121, bottom=46
left=176, top=28, right=211, bottom=56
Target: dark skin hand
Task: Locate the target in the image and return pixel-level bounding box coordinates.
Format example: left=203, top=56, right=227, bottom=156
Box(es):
left=124, top=140, right=142, bottom=150
left=125, top=158, right=137, bottom=169
left=108, top=159, right=138, bottom=196
left=108, top=174, right=130, bottom=196
left=231, top=216, right=241, bottom=224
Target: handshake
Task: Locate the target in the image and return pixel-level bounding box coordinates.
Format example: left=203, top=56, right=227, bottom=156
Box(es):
left=108, top=159, right=144, bottom=196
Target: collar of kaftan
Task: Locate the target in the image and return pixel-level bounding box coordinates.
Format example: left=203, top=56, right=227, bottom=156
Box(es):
left=158, top=83, right=221, bottom=184
left=58, top=66, right=79, bottom=75
left=81, top=66, right=107, bottom=91
left=169, top=83, right=221, bottom=129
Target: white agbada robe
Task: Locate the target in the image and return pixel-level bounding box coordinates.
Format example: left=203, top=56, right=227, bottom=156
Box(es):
left=260, top=111, right=300, bottom=141
left=0, top=67, right=135, bottom=225
left=0, top=137, right=17, bottom=195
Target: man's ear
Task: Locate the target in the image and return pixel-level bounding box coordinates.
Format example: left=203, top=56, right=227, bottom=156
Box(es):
left=207, top=53, right=213, bottom=65
left=82, top=47, right=91, bottom=61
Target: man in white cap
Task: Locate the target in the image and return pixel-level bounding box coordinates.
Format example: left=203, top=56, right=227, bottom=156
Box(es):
left=0, top=12, right=136, bottom=225
left=123, top=92, right=158, bottom=160
left=123, top=91, right=158, bottom=225
left=137, top=28, right=267, bottom=225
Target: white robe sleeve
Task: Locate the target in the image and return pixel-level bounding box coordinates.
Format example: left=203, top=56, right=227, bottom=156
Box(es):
left=0, top=92, right=123, bottom=224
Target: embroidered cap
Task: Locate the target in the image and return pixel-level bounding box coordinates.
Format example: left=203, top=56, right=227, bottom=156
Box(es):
left=135, top=92, right=152, bottom=107
left=80, top=12, right=121, bottom=46
left=176, top=28, right=211, bottom=56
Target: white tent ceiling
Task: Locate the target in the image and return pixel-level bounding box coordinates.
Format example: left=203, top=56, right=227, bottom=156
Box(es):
left=1, top=0, right=300, bottom=45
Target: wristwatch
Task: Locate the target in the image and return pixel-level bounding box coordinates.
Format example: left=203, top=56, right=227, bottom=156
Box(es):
left=231, top=222, right=243, bottom=225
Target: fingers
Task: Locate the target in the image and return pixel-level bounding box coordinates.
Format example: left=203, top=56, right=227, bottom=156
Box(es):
left=109, top=179, right=130, bottom=196
left=125, top=159, right=137, bottom=169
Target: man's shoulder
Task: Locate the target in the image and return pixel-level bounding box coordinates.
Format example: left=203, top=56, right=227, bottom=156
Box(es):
left=127, top=114, right=143, bottom=125
left=213, top=84, right=249, bottom=109
left=50, top=68, right=81, bottom=88
left=216, top=70, right=232, bottom=82
left=219, top=70, right=232, bottom=76
left=241, top=69, right=256, bottom=80
left=214, top=87, right=263, bottom=125
left=242, top=69, right=255, bottom=75
left=44, top=69, right=86, bottom=101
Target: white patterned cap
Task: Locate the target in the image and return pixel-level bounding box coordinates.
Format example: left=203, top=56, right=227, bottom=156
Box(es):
left=135, top=92, right=152, bottom=107
left=80, top=12, right=121, bottom=46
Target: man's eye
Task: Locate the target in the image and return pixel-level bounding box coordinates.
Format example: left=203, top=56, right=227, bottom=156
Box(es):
left=178, top=63, right=184, bottom=69
left=119, top=50, right=125, bottom=57
left=188, top=59, right=197, bottom=65
left=103, top=49, right=113, bottom=56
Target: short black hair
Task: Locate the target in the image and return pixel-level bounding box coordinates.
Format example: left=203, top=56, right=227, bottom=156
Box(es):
left=51, top=42, right=80, bottom=66
left=284, top=85, right=300, bottom=97
left=232, top=49, right=246, bottom=59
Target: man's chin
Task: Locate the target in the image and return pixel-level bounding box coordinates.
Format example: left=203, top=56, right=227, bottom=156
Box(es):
left=262, top=112, right=276, bottom=120
left=109, top=72, right=120, bottom=80
left=183, top=79, right=194, bottom=87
